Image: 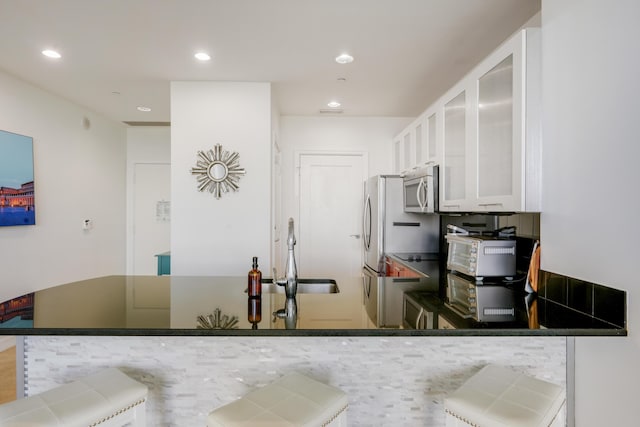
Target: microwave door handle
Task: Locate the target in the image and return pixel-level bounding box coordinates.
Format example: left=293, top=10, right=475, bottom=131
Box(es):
left=416, top=179, right=425, bottom=211
left=419, top=178, right=428, bottom=211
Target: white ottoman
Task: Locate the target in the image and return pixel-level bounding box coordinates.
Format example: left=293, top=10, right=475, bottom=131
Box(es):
left=0, top=367, right=148, bottom=427
left=208, top=372, right=348, bottom=427
left=444, top=365, right=565, bottom=427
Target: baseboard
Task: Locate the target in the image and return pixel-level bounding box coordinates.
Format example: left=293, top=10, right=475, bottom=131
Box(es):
left=0, top=336, right=16, bottom=352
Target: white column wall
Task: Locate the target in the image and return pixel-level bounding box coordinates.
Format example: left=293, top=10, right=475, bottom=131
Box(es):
left=0, top=70, right=126, bottom=302
left=170, top=82, right=271, bottom=275
left=541, top=1, right=640, bottom=425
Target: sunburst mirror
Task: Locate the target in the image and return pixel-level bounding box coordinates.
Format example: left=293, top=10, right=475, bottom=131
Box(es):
left=190, top=144, right=245, bottom=199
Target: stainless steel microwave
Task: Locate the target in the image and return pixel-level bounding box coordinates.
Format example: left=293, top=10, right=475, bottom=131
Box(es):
left=445, top=234, right=516, bottom=279
left=402, top=165, right=438, bottom=213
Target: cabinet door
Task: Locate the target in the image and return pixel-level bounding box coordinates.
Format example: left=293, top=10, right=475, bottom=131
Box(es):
left=414, top=121, right=424, bottom=166
left=393, top=138, right=402, bottom=173
left=427, top=112, right=437, bottom=162
left=474, top=47, right=524, bottom=211
left=403, top=131, right=412, bottom=171
left=472, top=28, right=536, bottom=212
left=441, top=90, right=468, bottom=211
left=477, top=54, right=514, bottom=207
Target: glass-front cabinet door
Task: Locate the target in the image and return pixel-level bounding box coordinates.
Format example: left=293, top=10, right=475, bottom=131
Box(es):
left=414, top=122, right=423, bottom=165
left=471, top=28, right=540, bottom=212
left=441, top=89, right=468, bottom=211
left=476, top=54, right=516, bottom=210
left=427, top=112, right=437, bottom=162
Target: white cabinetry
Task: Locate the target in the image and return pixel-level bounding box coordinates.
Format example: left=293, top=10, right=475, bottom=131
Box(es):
left=392, top=115, right=435, bottom=173
left=393, top=28, right=541, bottom=213
left=441, top=28, right=541, bottom=212
left=426, top=111, right=438, bottom=163
left=441, top=86, right=471, bottom=210
left=473, top=28, right=541, bottom=212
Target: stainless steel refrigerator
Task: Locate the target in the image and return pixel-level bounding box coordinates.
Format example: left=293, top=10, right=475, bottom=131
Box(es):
left=362, top=175, right=439, bottom=275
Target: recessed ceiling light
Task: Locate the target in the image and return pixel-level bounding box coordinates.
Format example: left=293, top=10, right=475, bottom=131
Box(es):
left=42, top=49, right=61, bottom=59
left=195, top=52, right=211, bottom=61
left=137, top=106, right=152, bottom=112
left=327, top=101, right=341, bottom=108
left=335, top=53, right=354, bottom=64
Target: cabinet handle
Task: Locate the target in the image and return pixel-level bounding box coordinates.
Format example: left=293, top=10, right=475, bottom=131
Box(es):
left=416, top=308, right=424, bottom=329
left=477, top=203, right=503, bottom=207
left=443, top=204, right=460, bottom=208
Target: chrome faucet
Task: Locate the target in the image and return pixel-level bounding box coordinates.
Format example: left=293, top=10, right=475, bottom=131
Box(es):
left=272, top=297, right=297, bottom=329
left=274, top=218, right=298, bottom=299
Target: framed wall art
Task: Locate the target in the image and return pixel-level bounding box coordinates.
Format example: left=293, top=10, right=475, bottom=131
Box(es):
left=0, top=129, right=35, bottom=226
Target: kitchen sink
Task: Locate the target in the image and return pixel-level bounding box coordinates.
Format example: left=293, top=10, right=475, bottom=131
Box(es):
left=255, top=278, right=340, bottom=294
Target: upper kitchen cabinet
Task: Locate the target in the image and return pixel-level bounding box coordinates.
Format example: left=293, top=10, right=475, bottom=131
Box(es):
left=392, top=113, right=439, bottom=173
left=393, top=28, right=541, bottom=213
left=472, top=28, right=541, bottom=212
left=438, top=28, right=541, bottom=213
left=441, top=85, right=472, bottom=211
left=393, top=118, right=419, bottom=173
left=426, top=111, right=439, bottom=164
left=392, top=127, right=415, bottom=173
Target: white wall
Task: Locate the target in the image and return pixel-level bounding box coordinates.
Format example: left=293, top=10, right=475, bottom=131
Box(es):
left=278, top=115, right=412, bottom=244
left=0, top=70, right=126, bottom=302
left=125, top=126, right=171, bottom=274
left=541, top=1, right=640, bottom=425
left=170, top=82, right=272, bottom=275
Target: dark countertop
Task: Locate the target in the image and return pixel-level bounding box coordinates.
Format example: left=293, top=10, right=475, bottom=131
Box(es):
left=386, top=253, right=626, bottom=334
left=0, top=270, right=626, bottom=336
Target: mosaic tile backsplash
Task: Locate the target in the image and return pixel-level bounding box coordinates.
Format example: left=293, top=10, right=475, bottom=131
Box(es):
left=23, top=336, right=567, bottom=426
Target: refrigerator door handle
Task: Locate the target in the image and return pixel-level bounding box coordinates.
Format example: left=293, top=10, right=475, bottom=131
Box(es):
left=363, top=195, right=372, bottom=251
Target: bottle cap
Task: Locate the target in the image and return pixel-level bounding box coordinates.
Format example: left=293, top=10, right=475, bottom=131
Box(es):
left=252, top=256, right=258, bottom=269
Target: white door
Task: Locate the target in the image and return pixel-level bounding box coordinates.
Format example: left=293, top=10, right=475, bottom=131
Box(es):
left=133, top=163, right=171, bottom=275
left=298, top=153, right=365, bottom=277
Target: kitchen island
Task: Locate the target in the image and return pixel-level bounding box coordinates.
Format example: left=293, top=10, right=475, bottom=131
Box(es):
left=0, top=274, right=626, bottom=426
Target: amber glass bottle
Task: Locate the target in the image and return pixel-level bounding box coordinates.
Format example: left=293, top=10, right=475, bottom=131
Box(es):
left=248, top=297, right=262, bottom=328
left=248, top=257, right=262, bottom=297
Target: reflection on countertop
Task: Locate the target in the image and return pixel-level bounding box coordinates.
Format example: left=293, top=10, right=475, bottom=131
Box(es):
left=387, top=252, right=627, bottom=333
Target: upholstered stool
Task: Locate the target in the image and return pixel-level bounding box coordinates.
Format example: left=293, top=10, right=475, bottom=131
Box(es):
left=0, top=367, right=148, bottom=427
left=208, top=372, right=348, bottom=426
left=445, top=365, right=565, bottom=427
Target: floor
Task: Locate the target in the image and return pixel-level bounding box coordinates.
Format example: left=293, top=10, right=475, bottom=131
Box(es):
left=0, top=346, right=16, bottom=404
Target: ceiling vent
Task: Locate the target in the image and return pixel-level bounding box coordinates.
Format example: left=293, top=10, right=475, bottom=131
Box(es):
left=319, top=109, right=344, bottom=114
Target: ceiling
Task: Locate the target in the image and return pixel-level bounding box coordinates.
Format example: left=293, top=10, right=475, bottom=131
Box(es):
left=0, top=0, right=540, bottom=124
